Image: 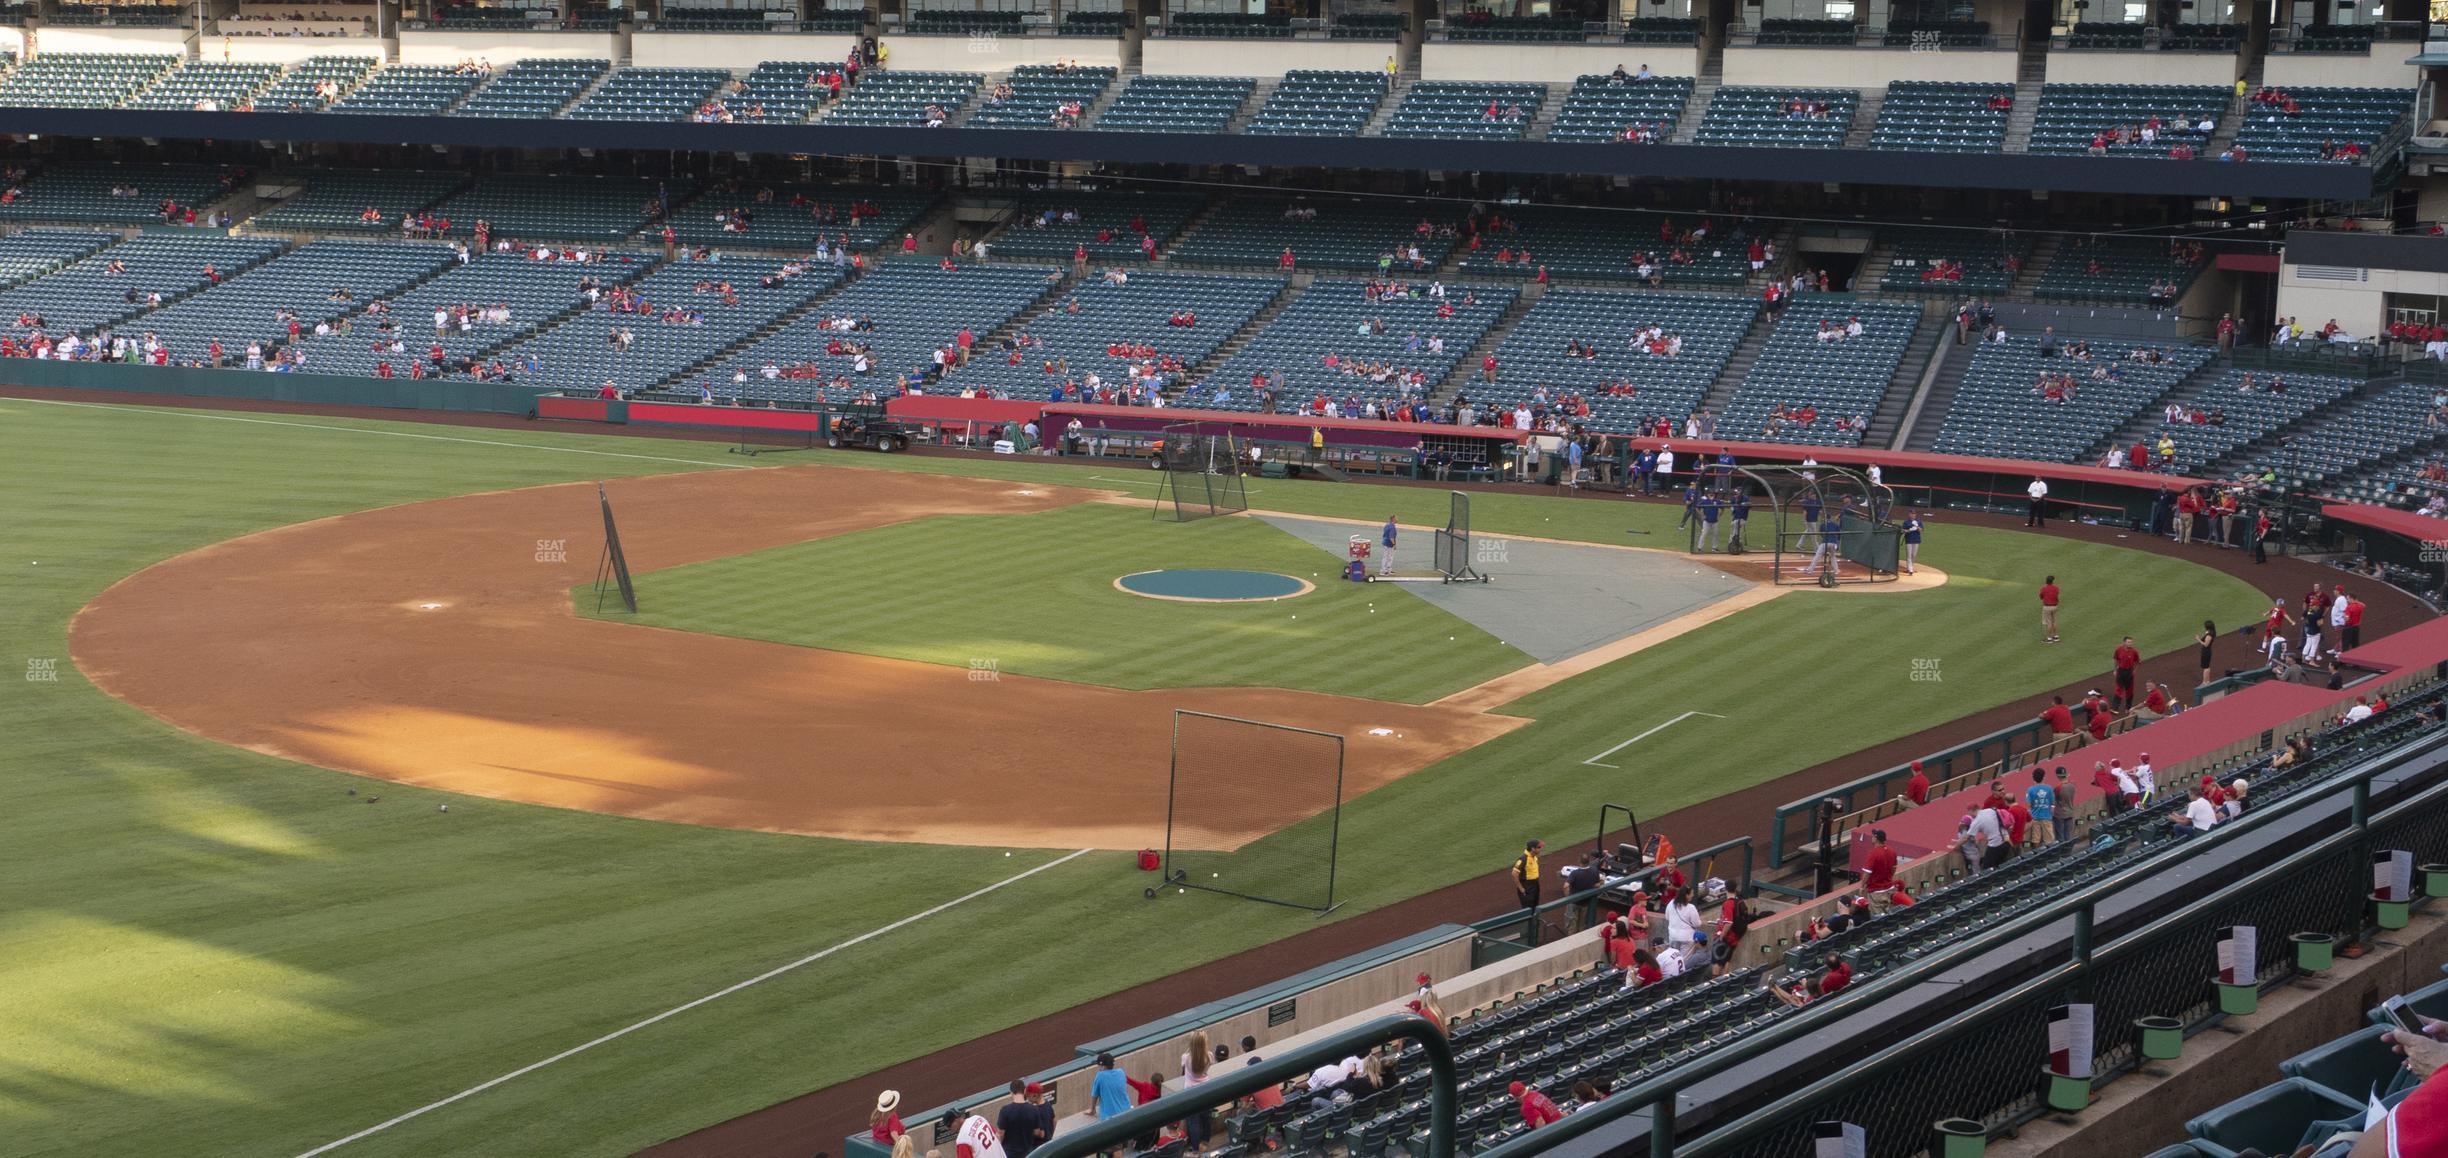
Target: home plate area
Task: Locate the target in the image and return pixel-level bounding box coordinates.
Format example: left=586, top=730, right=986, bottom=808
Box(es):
left=1254, top=515, right=1750, bottom=664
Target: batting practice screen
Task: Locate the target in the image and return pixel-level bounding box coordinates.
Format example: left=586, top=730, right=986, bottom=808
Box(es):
left=1161, top=711, right=1345, bottom=912
left=1151, top=424, right=1249, bottom=522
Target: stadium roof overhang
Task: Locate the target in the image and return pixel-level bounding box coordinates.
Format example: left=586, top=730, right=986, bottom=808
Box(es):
left=11, top=106, right=2387, bottom=201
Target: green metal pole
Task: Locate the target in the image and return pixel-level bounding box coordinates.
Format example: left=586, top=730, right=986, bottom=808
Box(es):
left=1650, top=1090, right=1676, bottom=1158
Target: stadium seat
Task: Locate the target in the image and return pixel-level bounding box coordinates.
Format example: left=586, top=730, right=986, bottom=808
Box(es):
left=0, top=229, right=119, bottom=290
left=2146, top=369, right=2360, bottom=474
left=2280, top=1025, right=2415, bottom=1107
left=125, top=239, right=457, bottom=365
left=252, top=55, right=381, bottom=112
left=1546, top=73, right=1693, bottom=144
left=563, top=66, right=730, bottom=122
left=1246, top=71, right=1387, bottom=137
left=2228, top=379, right=2447, bottom=489
left=125, top=60, right=283, bottom=111
left=1874, top=227, right=2026, bottom=295
left=1869, top=81, right=2012, bottom=153
left=694, top=262, right=1059, bottom=404
left=482, top=257, right=844, bottom=395
left=988, top=192, right=1209, bottom=264
left=0, top=232, right=286, bottom=338
left=1467, top=288, right=1760, bottom=430
left=2232, top=88, right=2414, bottom=162
left=0, top=52, right=181, bottom=108
left=2033, top=236, right=2206, bottom=305
left=2183, top=1078, right=2361, bottom=1158
left=2026, top=84, right=2227, bottom=158
left=251, top=171, right=472, bottom=233
left=1450, top=206, right=1753, bottom=285
left=1717, top=300, right=1921, bottom=446
left=664, top=184, right=939, bottom=251
left=1184, top=280, right=1517, bottom=414
left=819, top=70, right=982, bottom=127
left=0, top=163, right=236, bottom=225
left=1928, top=336, right=2213, bottom=462
left=1092, top=74, right=1254, bottom=134
left=966, top=64, right=1118, bottom=130
left=1693, top=87, right=1858, bottom=149
left=1169, top=199, right=1452, bottom=273
left=941, top=269, right=1284, bottom=400
left=1382, top=81, right=1547, bottom=141
left=419, top=173, right=694, bottom=242
left=452, top=57, right=611, bottom=119
left=329, top=63, right=486, bottom=115
left=288, top=248, right=658, bottom=378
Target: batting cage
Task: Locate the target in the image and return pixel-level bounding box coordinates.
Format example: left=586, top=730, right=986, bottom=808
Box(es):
left=1151, top=423, right=1249, bottom=523
left=1683, top=463, right=1901, bottom=586
left=1157, top=710, right=1346, bottom=913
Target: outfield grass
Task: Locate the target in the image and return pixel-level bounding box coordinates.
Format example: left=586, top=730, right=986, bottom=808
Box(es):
left=580, top=502, right=1529, bottom=702
left=0, top=397, right=2281, bottom=1158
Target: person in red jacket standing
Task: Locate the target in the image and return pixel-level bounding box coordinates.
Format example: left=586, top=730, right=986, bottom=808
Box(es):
left=2041, top=695, right=2076, bottom=740
left=1903, top=760, right=1930, bottom=805
left=1862, top=828, right=1899, bottom=912
left=2039, top=575, right=2061, bottom=643
left=2112, top=635, right=2142, bottom=709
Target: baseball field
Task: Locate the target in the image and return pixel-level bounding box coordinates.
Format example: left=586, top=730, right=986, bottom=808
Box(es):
left=1, top=394, right=2279, bottom=1157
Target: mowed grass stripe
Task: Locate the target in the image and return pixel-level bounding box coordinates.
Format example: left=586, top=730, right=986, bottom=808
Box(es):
left=583, top=503, right=1529, bottom=703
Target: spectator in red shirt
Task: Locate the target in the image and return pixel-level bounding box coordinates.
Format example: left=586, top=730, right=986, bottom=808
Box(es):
left=1903, top=760, right=1929, bottom=805
left=2112, top=636, right=2142, bottom=710
left=1862, top=827, right=1899, bottom=912
left=2041, top=694, right=2076, bottom=738
left=2140, top=682, right=2173, bottom=719
left=1771, top=953, right=1853, bottom=1006
left=2039, top=575, right=2061, bottom=643
left=2085, top=699, right=2112, bottom=744
left=1509, top=1082, right=1564, bottom=1128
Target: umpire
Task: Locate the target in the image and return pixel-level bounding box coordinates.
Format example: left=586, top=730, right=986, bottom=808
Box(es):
left=1511, top=839, right=1544, bottom=943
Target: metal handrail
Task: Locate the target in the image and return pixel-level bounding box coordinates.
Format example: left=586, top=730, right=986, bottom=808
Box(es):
left=1028, top=1014, right=1458, bottom=1158
left=1467, top=718, right=2448, bottom=1158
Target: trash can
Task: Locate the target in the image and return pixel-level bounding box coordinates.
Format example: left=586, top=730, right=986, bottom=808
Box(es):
left=1934, top=1117, right=1986, bottom=1158
left=2292, top=932, right=2336, bottom=972
left=2424, top=864, right=2448, bottom=899
left=2374, top=892, right=2413, bottom=930
left=2137, top=1016, right=2185, bottom=1061
left=2218, top=980, right=2260, bottom=1016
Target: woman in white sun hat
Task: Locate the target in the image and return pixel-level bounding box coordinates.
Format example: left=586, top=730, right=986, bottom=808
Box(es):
left=872, top=1090, right=913, bottom=1158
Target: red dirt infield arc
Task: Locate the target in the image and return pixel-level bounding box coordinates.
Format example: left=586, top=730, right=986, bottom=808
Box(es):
left=66, top=465, right=1524, bottom=849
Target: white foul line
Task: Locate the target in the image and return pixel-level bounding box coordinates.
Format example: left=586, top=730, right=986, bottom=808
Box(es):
left=1583, top=712, right=1726, bottom=769
left=8, top=396, right=755, bottom=470
left=295, top=847, right=1097, bottom=1157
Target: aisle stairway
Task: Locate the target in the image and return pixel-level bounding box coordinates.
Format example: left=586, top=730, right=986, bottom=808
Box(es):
left=1861, top=301, right=1945, bottom=448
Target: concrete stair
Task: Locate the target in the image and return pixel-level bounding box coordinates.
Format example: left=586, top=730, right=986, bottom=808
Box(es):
left=1862, top=301, right=1946, bottom=449
left=1429, top=283, right=1541, bottom=404
left=1178, top=273, right=1306, bottom=387
left=1700, top=308, right=1779, bottom=416
left=1077, top=63, right=1136, bottom=127
left=2006, top=233, right=2058, bottom=298
left=650, top=266, right=865, bottom=392
left=1227, top=77, right=1275, bottom=132
left=2080, top=353, right=2233, bottom=463
left=1854, top=235, right=1899, bottom=294
left=2208, top=56, right=2262, bottom=153
left=1899, top=332, right=1977, bottom=451
left=1670, top=41, right=1722, bottom=144
left=2003, top=38, right=2047, bottom=152
left=1361, top=67, right=1415, bottom=136
left=1842, top=90, right=1882, bottom=149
